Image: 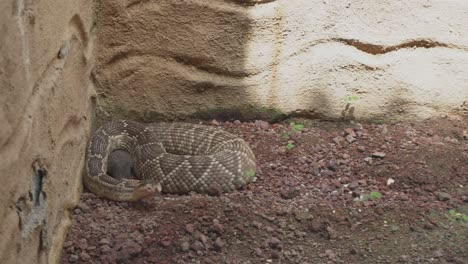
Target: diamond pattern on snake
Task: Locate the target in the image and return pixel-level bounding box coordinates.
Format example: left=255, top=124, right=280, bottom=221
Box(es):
left=84, top=120, right=257, bottom=201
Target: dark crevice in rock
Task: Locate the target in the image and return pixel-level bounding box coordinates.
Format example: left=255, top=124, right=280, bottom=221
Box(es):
left=172, top=55, right=250, bottom=78
left=334, top=38, right=452, bottom=55
left=126, top=0, right=151, bottom=8
left=105, top=50, right=144, bottom=66
left=226, top=0, right=277, bottom=6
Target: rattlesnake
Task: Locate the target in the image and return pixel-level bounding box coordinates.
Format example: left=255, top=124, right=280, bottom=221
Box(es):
left=84, top=120, right=256, bottom=201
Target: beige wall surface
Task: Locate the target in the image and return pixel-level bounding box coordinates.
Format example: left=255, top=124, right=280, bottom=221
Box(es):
left=95, top=0, right=468, bottom=121
left=0, top=0, right=94, bottom=263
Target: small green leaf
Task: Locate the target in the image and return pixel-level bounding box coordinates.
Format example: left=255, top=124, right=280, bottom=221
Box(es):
left=344, top=95, right=360, bottom=102
left=286, top=143, right=295, bottom=150
left=292, top=123, right=304, bottom=132
left=369, top=191, right=382, bottom=200
left=245, top=169, right=256, bottom=178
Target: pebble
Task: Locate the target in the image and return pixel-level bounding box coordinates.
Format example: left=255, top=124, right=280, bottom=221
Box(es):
left=99, top=238, right=111, bottom=245
left=100, top=244, right=111, bottom=253
left=436, top=192, right=452, bottom=201
left=160, top=237, right=172, bottom=248
left=117, top=241, right=142, bottom=260
left=345, top=135, right=355, bottom=143
left=185, top=224, right=196, bottom=234
left=211, top=219, right=224, bottom=234
left=255, top=120, right=270, bottom=130
left=268, top=238, right=282, bottom=250
left=193, top=231, right=208, bottom=244
left=280, top=187, right=300, bottom=199
left=372, top=152, right=386, bottom=158
left=180, top=241, right=190, bottom=252
left=213, top=238, right=223, bottom=252
left=190, top=241, right=205, bottom=251
left=79, top=252, right=91, bottom=262
left=69, top=254, right=79, bottom=263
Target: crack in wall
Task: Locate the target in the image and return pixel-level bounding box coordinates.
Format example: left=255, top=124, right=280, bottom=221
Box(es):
left=333, top=38, right=455, bottom=55
left=226, top=0, right=277, bottom=6
left=16, top=159, right=48, bottom=245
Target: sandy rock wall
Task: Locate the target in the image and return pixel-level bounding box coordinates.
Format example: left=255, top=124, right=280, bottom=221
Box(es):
left=96, top=0, right=468, bottom=121
left=0, top=0, right=94, bottom=263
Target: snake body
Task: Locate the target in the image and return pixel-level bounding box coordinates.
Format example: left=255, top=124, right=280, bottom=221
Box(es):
left=85, top=120, right=256, bottom=201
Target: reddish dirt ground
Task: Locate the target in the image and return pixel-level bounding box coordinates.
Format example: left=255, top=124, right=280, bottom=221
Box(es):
left=62, top=117, right=467, bottom=264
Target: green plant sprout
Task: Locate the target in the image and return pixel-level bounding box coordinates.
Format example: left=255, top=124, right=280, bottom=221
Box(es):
left=446, top=209, right=468, bottom=222
left=344, top=95, right=360, bottom=102
left=356, top=191, right=382, bottom=202
left=286, top=143, right=295, bottom=150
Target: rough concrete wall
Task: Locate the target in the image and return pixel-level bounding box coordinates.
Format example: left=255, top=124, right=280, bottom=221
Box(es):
left=0, top=0, right=94, bottom=263
left=95, top=0, right=468, bottom=121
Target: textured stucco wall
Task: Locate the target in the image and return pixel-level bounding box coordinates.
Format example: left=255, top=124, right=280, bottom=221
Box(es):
left=0, top=0, right=94, bottom=263
left=95, top=0, right=468, bottom=121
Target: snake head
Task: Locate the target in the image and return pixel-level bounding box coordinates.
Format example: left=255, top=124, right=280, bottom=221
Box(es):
left=132, top=182, right=162, bottom=200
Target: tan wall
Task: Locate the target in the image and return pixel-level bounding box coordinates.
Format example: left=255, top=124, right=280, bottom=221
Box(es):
left=0, top=0, right=94, bottom=263
left=95, top=0, right=468, bottom=121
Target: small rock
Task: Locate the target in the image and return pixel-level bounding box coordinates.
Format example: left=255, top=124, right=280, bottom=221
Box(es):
left=211, top=119, right=220, bottom=126
left=63, top=241, right=74, bottom=248
left=345, top=135, right=355, bottom=143
left=327, top=162, right=338, bottom=172
left=213, top=238, right=223, bottom=252
left=160, top=237, right=172, bottom=248
left=462, top=195, right=468, bottom=203
left=324, top=249, right=338, bottom=261
left=117, top=241, right=142, bottom=260
left=348, top=181, right=359, bottom=190
left=99, top=238, right=111, bottom=245
left=252, top=221, right=263, bottom=229
left=69, top=254, right=79, bottom=263
left=364, top=157, right=373, bottom=164
left=255, top=120, right=270, bottom=130
left=357, top=146, right=366, bottom=152
left=100, top=245, right=111, bottom=253
left=180, top=241, right=190, bottom=252
left=433, top=249, right=444, bottom=258
left=193, top=231, right=208, bottom=244
left=280, top=187, right=300, bottom=200
left=190, top=241, right=205, bottom=251
left=79, top=252, right=91, bottom=262
left=436, top=192, right=452, bottom=201
left=76, top=238, right=88, bottom=250
left=293, top=211, right=313, bottom=221
left=271, top=250, right=282, bottom=259
left=268, top=238, right=282, bottom=250
left=344, top=128, right=357, bottom=138
left=211, top=219, right=224, bottom=234
left=309, top=219, right=326, bottom=233
left=326, top=226, right=338, bottom=239
left=387, top=178, right=395, bottom=186
left=463, top=130, right=468, bottom=140
left=372, top=152, right=386, bottom=158
left=185, top=224, right=195, bottom=234
left=254, top=247, right=263, bottom=257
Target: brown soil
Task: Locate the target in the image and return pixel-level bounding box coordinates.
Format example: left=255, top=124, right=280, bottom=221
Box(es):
left=62, top=117, right=468, bottom=264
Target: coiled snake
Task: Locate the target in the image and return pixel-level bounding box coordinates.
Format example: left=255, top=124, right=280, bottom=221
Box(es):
left=84, top=120, right=256, bottom=201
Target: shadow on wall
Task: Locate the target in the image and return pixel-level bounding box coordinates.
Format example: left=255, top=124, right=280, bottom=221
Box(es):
left=94, top=0, right=274, bottom=122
